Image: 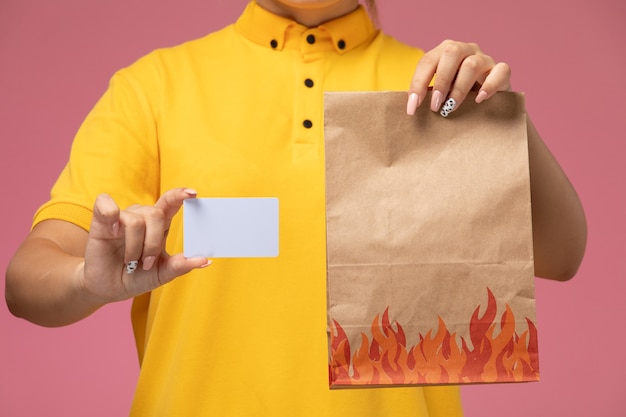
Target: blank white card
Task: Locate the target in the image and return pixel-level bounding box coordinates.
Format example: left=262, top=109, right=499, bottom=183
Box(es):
left=183, top=198, right=279, bottom=258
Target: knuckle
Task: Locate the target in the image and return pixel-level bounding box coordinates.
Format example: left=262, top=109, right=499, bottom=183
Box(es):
left=154, top=206, right=166, bottom=217
left=434, top=75, right=453, bottom=88
left=130, top=205, right=166, bottom=220
left=419, top=51, right=437, bottom=66
left=143, top=243, right=162, bottom=254
left=123, top=212, right=144, bottom=229
left=147, top=207, right=167, bottom=224
left=449, top=86, right=464, bottom=100
left=467, top=42, right=481, bottom=52
left=498, top=62, right=512, bottom=77
left=462, top=55, right=482, bottom=72
left=463, top=55, right=482, bottom=71
left=442, top=41, right=463, bottom=57
left=418, top=51, right=438, bottom=68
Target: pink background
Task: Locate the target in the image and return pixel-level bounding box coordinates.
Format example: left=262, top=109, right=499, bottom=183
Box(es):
left=1, top=0, right=624, bottom=415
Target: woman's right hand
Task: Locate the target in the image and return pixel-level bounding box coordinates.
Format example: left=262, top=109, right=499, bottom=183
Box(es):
left=81, top=188, right=210, bottom=304
left=6, top=188, right=210, bottom=327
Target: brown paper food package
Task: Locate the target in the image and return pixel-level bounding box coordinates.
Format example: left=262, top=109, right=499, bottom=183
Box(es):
left=324, top=90, right=538, bottom=388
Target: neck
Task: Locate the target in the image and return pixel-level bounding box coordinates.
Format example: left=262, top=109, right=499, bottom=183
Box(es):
left=255, top=0, right=359, bottom=27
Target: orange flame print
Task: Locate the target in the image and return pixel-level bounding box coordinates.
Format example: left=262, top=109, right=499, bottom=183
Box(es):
left=329, top=288, right=539, bottom=387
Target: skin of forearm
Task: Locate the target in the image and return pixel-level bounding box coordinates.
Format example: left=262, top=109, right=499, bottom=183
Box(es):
left=5, top=227, right=102, bottom=327
left=527, top=117, right=587, bottom=280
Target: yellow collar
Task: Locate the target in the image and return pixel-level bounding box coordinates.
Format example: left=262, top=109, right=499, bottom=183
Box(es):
left=234, top=1, right=378, bottom=54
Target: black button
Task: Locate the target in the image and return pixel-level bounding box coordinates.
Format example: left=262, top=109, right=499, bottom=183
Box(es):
left=304, top=78, right=314, bottom=88
left=337, top=39, right=346, bottom=49
left=306, top=34, right=316, bottom=44
left=303, top=120, right=313, bottom=128
left=270, top=39, right=278, bottom=48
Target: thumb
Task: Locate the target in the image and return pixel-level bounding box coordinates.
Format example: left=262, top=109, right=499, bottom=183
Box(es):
left=155, top=253, right=212, bottom=287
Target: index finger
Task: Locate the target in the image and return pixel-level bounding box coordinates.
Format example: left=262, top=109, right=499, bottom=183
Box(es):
left=406, top=48, right=440, bottom=114
left=154, top=187, right=198, bottom=223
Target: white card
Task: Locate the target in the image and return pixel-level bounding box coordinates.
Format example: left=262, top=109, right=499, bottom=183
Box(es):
left=183, top=198, right=279, bottom=258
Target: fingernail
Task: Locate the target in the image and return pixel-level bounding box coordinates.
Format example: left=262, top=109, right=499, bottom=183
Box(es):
left=475, top=90, right=488, bottom=103
left=440, top=98, right=456, bottom=117
left=142, top=256, right=156, bottom=271
left=183, top=188, right=198, bottom=196
left=199, top=259, right=213, bottom=268
left=111, top=221, right=119, bottom=237
left=406, top=92, right=419, bottom=115
left=126, top=260, right=139, bottom=275
left=431, top=90, right=443, bottom=112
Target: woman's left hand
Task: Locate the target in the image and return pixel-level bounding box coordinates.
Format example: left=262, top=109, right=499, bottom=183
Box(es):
left=406, top=40, right=512, bottom=116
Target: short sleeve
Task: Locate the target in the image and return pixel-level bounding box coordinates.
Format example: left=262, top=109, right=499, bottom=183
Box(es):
left=33, top=55, right=163, bottom=230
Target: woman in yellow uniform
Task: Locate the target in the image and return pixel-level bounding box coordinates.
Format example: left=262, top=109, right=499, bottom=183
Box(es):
left=6, top=1, right=586, bottom=415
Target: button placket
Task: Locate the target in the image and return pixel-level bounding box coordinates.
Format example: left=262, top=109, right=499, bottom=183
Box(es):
left=292, top=43, right=325, bottom=161
left=301, top=30, right=324, bottom=61
left=298, top=72, right=317, bottom=132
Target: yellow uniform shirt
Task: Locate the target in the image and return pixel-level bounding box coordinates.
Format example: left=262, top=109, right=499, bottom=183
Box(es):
left=34, top=2, right=463, bottom=416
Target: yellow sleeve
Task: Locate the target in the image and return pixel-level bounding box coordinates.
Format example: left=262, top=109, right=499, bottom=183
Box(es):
left=33, top=55, right=163, bottom=230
